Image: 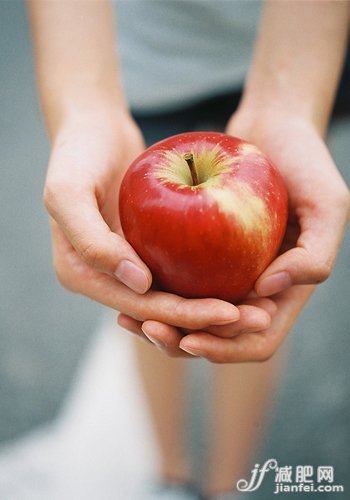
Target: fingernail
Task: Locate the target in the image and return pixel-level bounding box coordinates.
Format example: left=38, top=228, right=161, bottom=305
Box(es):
left=144, top=333, right=166, bottom=349
left=179, top=344, right=202, bottom=357
left=214, top=305, right=240, bottom=325
left=114, top=260, right=149, bottom=294
left=141, top=325, right=166, bottom=349
left=258, top=271, right=292, bottom=296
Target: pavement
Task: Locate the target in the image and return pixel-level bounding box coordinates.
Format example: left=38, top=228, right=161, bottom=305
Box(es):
left=0, top=3, right=350, bottom=500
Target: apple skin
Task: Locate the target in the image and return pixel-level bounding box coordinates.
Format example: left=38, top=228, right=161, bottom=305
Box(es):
left=119, top=131, right=288, bottom=303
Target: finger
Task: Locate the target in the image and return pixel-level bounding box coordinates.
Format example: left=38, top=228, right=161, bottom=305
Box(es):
left=123, top=292, right=239, bottom=330
left=117, top=313, right=153, bottom=345
left=140, top=299, right=275, bottom=354
left=256, top=197, right=350, bottom=296
left=45, top=183, right=152, bottom=294
left=120, top=290, right=240, bottom=330
left=241, top=297, right=278, bottom=317
left=205, top=299, right=276, bottom=338
left=179, top=285, right=315, bottom=363
left=52, top=225, right=240, bottom=329
left=117, top=313, right=145, bottom=337
left=141, top=320, right=193, bottom=358
left=117, top=314, right=191, bottom=355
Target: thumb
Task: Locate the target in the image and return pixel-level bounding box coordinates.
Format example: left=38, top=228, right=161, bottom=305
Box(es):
left=44, top=185, right=152, bottom=294
left=255, top=204, right=349, bottom=296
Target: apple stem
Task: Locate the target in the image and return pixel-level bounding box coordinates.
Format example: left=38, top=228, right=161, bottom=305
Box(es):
left=184, top=152, right=199, bottom=186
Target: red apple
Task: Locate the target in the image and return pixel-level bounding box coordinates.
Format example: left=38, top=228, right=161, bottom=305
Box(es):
left=119, top=131, right=288, bottom=303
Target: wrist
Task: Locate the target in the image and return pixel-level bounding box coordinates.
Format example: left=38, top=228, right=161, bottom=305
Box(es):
left=42, top=83, right=128, bottom=141
left=48, top=93, right=132, bottom=143
left=238, top=1, right=350, bottom=140
left=237, top=87, right=328, bottom=138
left=227, top=101, right=319, bottom=144
left=49, top=102, right=144, bottom=172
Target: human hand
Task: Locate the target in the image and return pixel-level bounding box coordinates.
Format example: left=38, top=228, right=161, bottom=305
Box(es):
left=118, top=285, right=314, bottom=362
left=118, top=110, right=349, bottom=362
left=45, top=108, right=256, bottom=335
left=226, top=109, right=350, bottom=297
left=45, top=108, right=153, bottom=293
left=30, top=0, right=275, bottom=340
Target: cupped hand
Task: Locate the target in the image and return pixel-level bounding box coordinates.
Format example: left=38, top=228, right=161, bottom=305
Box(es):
left=118, top=285, right=314, bottom=362
left=117, top=295, right=277, bottom=359
left=45, top=108, right=152, bottom=293
left=118, top=110, right=349, bottom=363
left=179, top=108, right=349, bottom=363
left=45, top=108, right=264, bottom=336
left=226, top=110, right=350, bottom=297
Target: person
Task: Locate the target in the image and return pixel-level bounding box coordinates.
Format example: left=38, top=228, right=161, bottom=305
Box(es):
left=28, top=1, right=350, bottom=499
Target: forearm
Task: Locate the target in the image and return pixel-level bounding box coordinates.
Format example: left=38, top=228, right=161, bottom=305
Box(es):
left=27, top=0, right=126, bottom=137
left=240, top=0, right=350, bottom=134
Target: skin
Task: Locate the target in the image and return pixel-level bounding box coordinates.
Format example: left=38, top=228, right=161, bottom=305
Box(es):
left=119, top=1, right=350, bottom=363
left=28, top=0, right=277, bottom=357
left=28, top=0, right=350, bottom=495
left=28, top=0, right=350, bottom=363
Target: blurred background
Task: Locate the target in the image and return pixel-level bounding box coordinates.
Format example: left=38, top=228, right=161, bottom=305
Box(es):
left=0, top=1, right=102, bottom=443
left=0, top=2, right=350, bottom=499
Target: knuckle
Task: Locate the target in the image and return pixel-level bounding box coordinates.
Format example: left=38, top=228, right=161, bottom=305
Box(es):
left=253, top=342, right=276, bottom=363
left=79, top=241, right=102, bottom=268
left=43, top=183, right=56, bottom=213
left=173, top=298, right=192, bottom=326
left=339, top=185, right=350, bottom=207
left=312, top=259, right=332, bottom=283
left=173, top=297, right=186, bottom=316
left=256, top=350, right=274, bottom=363
left=43, top=180, right=65, bottom=214
left=54, top=264, right=77, bottom=292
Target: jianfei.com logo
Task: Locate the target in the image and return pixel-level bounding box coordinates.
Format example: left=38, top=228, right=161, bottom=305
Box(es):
left=236, top=459, right=344, bottom=495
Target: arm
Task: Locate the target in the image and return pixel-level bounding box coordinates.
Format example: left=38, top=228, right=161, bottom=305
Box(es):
left=132, top=0, right=350, bottom=362
left=28, top=0, right=150, bottom=285
left=240, top=0, right=350, bottom=136
left=231, top=0, right=350, bottom=295
left=27, top=0, right=246, bottom=337
left=179, top=0, right=350, bottom=362
left=28, top=0, right=126, bottom=136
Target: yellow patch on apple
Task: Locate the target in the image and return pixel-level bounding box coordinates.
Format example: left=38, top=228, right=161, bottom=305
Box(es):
left=155, top=144, right=234, bottom=188
left=209, top=181, right=271, bottom=239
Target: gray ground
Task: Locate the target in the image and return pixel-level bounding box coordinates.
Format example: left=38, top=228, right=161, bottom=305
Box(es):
left=1, top=3, right=350, bottom=500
